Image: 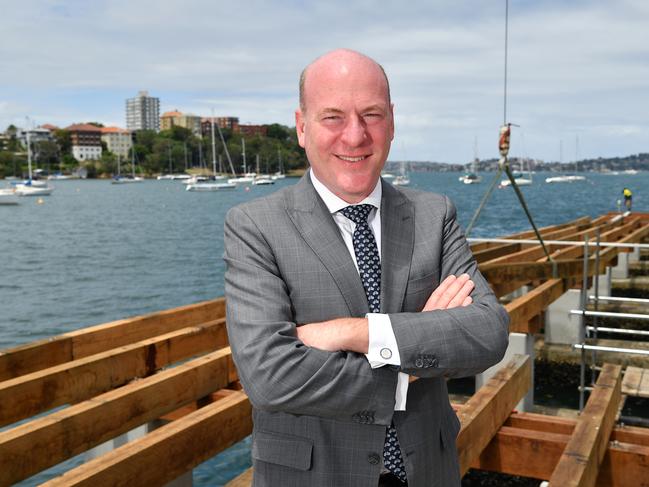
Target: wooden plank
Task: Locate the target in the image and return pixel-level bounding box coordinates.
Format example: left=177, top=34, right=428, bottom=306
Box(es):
left=505, top=279, right=566, bottom=333
left=639, top=369, right=649, bottom=399
left=472, top=425, right=649, bottom=486
left=548, top=363, right=622, bottom=487
left=0, top=318, right=227, bottom=427
left=470, top=216, right=592, bottom=253
left=456, top=354, right=531, bottom=475
left=226, top=468, right=254, bottom=487
left=41, top=391, right=253, bottom=487
left=0, top=298, right=226, bottom=381
left=504, top=411, right=649, bottom=447
left=621, top=367, right=643, bottom=397
left=0, top=347, right=235, bottom=486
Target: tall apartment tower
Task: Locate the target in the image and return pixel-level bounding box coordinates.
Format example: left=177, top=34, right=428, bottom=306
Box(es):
left=126, top=91, right=160, bottom=132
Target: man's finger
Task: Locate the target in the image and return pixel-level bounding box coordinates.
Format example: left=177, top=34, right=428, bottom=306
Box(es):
left=461, top=296, right=473, bottom=307
left=422, top=275, right=456, bottom=311
left=436, top=273, right=470, bottom=309
left=447, top=279, right=474, bottom=309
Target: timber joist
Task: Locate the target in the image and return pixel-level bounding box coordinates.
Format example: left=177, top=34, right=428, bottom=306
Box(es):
left=1, top=213, right=649, bottom=486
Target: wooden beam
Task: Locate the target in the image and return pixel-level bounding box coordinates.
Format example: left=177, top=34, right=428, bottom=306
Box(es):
left=548, top=363, right=622, bottom=487
left=0, top=318, right=227, bottom=427
left=0, top=347, right=236, bottom=486
left=41, top=391, right=253, bottom=487
left=0, top=298, right=226, bottom=381
left=472, top=424, right=649, bottom=486
left=505, top=279, right=566, bottom=333
left=456, top=354, right=531, bottom=475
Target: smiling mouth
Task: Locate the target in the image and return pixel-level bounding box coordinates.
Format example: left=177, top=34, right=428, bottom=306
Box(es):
left=336, top=155, right=368, bottom=162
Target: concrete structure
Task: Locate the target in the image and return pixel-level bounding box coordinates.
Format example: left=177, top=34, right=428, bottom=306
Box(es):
left=16, top=127, right=53, bottom=148
left=126, top=91, right=160, bottom=132
left=160, top=111, right=201, bottom=135
left=101, top=127, right=132, bottom=159
left=66, top=123, right=102, bottom=161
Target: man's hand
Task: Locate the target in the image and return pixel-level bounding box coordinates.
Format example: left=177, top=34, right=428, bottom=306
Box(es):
left=422, top=274, right=474, bottom=311
left=296, top=317, right=369, bottom=353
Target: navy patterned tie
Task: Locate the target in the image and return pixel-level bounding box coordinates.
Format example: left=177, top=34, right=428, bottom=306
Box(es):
left=339, top=204, right=407, bottom=482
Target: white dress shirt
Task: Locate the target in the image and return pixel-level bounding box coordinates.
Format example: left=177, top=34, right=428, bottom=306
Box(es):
left=310, top=171, right=409, bottom=410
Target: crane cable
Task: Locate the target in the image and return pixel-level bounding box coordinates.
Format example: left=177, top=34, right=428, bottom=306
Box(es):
left=465, top=0, right=552, bottom=262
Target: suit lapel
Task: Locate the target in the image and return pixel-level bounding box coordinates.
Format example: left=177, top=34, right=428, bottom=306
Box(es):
left=285, top=174, right=370, bottom=317
left=380, top=181, right=415, bottom=314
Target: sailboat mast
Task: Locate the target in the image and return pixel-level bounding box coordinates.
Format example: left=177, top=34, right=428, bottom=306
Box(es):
left=210, top=117, right=217, bottom=175
left=242, top=138, right=246, bottom=174
left=215, top=122, right=236, bottom=175
left=26, top=130, right=33, bottom=180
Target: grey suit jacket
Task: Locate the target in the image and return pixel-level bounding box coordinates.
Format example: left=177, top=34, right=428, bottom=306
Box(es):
left=224, top=173, right=509, bottom=487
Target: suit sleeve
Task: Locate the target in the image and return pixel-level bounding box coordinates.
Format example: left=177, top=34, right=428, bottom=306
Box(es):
left=388, top=196, right=510, bottom=378
left=224, top=205, right=398, bottom=425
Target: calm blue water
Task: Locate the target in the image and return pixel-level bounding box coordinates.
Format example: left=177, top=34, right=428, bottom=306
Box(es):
left=1, top=171, right=647, bottom=485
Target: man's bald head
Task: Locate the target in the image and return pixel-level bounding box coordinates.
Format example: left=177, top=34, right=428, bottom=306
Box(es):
left=299, top=49, right=391, bottom=113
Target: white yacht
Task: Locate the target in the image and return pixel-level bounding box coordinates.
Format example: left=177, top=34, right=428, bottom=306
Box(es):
left=0, top=187, right=20, bottom=205
left=14, top=131, right=54, bottom=196
left=186, top=182, right=236, bottom=191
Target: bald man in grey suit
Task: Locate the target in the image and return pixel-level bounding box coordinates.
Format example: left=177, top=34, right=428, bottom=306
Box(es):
left=224, top=49, right=509, bottom=487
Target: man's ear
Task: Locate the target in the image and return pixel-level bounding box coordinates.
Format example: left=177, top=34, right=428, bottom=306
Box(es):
left=295, top=109, right=306, bottom=148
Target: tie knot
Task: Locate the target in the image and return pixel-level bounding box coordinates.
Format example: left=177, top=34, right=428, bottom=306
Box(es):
left=339, top=204, right=374, bottom=225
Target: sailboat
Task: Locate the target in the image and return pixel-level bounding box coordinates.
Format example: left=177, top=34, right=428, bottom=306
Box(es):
left=112, top=150, right=143, bottom=184
left=459, top=138, right=482, bottom=184
left=392, top=161, right=410, bottom=186
left=271, top=148, right=286, bottom=180
left=14, top=131, right=54, bottom=196
left=186, top=118, right=236, bottom=191
left=252, top=154, right=275, bottom=185
left=499, top=158, right=532, bottom=187
left=545, top=139, right=585, bottom=183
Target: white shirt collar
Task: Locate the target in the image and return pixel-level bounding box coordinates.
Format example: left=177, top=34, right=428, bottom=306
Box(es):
left=309, top=170, right=382, bottom=214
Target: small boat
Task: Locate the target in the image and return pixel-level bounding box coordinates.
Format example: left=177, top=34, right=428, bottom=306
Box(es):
left=499, top=176, right=532, bottom=188
left=228, top=173, right=256, bottom=184
left=545, top=175, right=586, bottom=183
left=252, top=176, right=275, bottom=186
left=459, top=173, right=482, bottom=184
left=392, top=161, right=410, bottom=186
left=112, top=151, right=144, bottom=184
left=0, top=187, right=19, bottom=205
left=186, top=182, right=236, bottom=191
left=392, top=175, right=410, bottom=186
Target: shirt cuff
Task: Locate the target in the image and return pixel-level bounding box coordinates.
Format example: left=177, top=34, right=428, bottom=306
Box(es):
left=365, top=313, right=401, bottom=368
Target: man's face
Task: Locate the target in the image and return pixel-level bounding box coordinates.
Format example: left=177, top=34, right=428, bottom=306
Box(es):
left=295, top=54, right=394, bottom=203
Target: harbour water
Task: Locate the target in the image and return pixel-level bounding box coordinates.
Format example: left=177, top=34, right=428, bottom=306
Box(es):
left=1, top=171, right=647, bottom=485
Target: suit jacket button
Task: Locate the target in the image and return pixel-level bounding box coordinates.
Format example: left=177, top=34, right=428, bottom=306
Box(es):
left=415, top=358, right=424, bottom=368
left=368, top=453, right=381, bottom=465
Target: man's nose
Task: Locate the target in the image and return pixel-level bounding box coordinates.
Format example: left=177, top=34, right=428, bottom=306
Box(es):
left=340, top=115, right=367, bottom=147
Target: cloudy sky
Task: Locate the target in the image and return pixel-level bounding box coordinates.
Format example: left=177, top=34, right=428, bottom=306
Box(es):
left=1, top=0, right=647, bottom=163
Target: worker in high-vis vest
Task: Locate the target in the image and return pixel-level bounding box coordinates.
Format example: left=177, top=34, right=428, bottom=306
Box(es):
left=623, top=188, right=633, bottom=211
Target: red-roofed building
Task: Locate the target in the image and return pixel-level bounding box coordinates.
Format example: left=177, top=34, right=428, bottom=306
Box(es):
left=66, top=124, right=102, bottom=161
left=41, top=124, right=59, bottom=131
left=160, top=110, right=201, bottom=135
left=200, top=116, right=239, bottom=137
left=101, top=126, right=132, bottom=159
